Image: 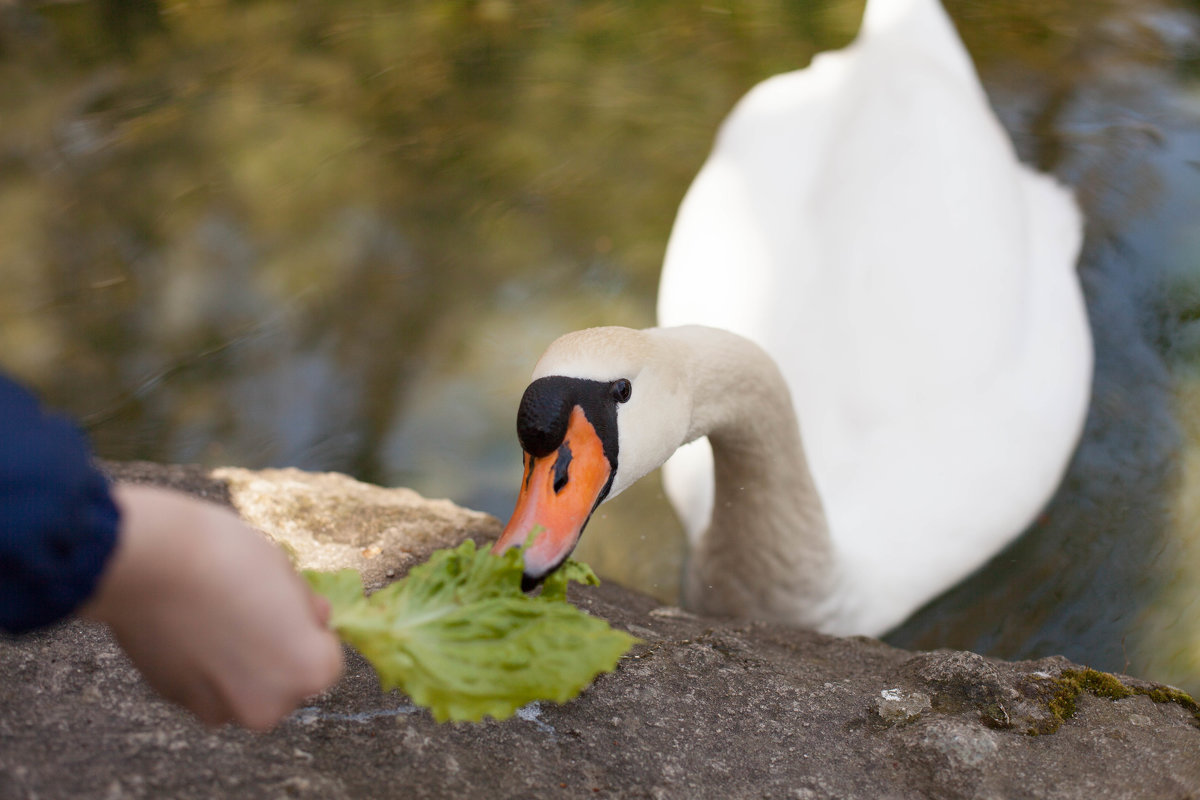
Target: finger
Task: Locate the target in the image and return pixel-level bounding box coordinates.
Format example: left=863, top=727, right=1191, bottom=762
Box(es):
left=177, top=674, right=235, bottom=729
left=313, top=632, right=345, bottom=692
left=237, top=698, right=291, bottom=733
left=112, top=628, right=234, bottom=728
left=309, top=590, right=332, bottom=628
left=294, top=629, right=346, bottom=701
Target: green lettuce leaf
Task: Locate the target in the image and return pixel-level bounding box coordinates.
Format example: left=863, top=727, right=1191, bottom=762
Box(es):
left=302, top=540, right=637, bottom=722
left=541, top=558, right=599, bottom=602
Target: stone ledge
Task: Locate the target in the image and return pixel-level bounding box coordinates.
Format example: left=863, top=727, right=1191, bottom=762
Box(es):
left=1, top=463, right=1196, bottom=800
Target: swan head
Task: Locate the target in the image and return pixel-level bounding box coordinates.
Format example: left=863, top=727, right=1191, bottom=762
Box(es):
left=491, top=326, right=691, bottom=584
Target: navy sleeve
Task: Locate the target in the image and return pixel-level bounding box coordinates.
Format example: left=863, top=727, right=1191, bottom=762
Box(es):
left=0, top=374, right=120, bottom=634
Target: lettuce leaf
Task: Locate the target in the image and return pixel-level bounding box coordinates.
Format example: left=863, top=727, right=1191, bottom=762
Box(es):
left=302, top=540, right=637, bottom=722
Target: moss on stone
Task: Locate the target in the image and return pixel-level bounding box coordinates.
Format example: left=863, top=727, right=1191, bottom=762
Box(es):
left=1142, top=684, right=1200, bottom=716
left=1038, top=668, right=1200, bottom=735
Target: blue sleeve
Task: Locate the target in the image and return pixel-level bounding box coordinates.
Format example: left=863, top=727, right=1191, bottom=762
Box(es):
left=0, top=374, right=120, bottom=634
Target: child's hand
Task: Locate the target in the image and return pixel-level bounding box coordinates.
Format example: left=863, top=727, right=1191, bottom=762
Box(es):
left=83, top=484, right=344, bottom=730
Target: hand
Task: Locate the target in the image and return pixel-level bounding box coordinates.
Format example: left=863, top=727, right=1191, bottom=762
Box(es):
left=82, top=484, right=344, bottom=731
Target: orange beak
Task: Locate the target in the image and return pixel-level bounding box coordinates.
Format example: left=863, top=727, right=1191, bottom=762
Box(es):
left=492, top=406, right=613, bottom=580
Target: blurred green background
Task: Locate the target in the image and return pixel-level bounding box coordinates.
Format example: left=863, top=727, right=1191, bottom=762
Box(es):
left=3, top=0, right=1200, bottom=695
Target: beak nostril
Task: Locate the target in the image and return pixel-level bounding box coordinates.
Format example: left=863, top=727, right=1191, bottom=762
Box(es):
left=552, top=443, right=573, bottom=494
left=523, top=453, right=534, bottom=490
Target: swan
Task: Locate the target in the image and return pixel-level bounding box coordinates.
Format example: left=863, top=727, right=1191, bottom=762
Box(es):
left=492, top=0, right=1092, bottom=636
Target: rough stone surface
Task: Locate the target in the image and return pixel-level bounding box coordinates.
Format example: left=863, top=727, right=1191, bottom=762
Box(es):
left=102, top=461, right=501, bottom=589
left=2, top=463, right=1198, bottom=800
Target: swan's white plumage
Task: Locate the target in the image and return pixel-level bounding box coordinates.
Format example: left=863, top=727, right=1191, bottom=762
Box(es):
left=654, top=0, right=1092, bottom=635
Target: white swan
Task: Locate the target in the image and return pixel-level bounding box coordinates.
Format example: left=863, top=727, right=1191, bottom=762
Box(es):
left=493, top=0, right=1092, bottom=636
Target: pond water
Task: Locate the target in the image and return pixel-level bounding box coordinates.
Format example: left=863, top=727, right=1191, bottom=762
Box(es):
left=2, top=1, right=1199, bottom=694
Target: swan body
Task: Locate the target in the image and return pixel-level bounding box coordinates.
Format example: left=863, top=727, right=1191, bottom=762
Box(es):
left=494, top=0, right=1091, bottom=636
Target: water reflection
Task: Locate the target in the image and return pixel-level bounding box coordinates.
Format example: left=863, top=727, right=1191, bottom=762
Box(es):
left=2, top=1, right=1198, bottom=692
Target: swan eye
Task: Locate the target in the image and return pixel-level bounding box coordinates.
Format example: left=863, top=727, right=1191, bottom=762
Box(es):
left=610, top=378, right=632, bottom=404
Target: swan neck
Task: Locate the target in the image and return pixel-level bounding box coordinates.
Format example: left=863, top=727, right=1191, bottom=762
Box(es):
left=663, top=327, right=840, bottom=627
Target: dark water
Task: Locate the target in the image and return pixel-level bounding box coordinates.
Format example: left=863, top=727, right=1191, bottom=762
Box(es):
left=2, top=1, right=1199, bottom=692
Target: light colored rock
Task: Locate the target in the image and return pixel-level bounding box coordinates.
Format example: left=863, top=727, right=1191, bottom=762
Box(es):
left=875, top=687, right=932, bottom=723
left=103, top=461, right=501, bottom=588
left=212, top=466, right=500, bottom=587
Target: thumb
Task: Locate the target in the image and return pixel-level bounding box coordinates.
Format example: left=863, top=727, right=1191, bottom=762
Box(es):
left=308, top=589, right=333, bottom=628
